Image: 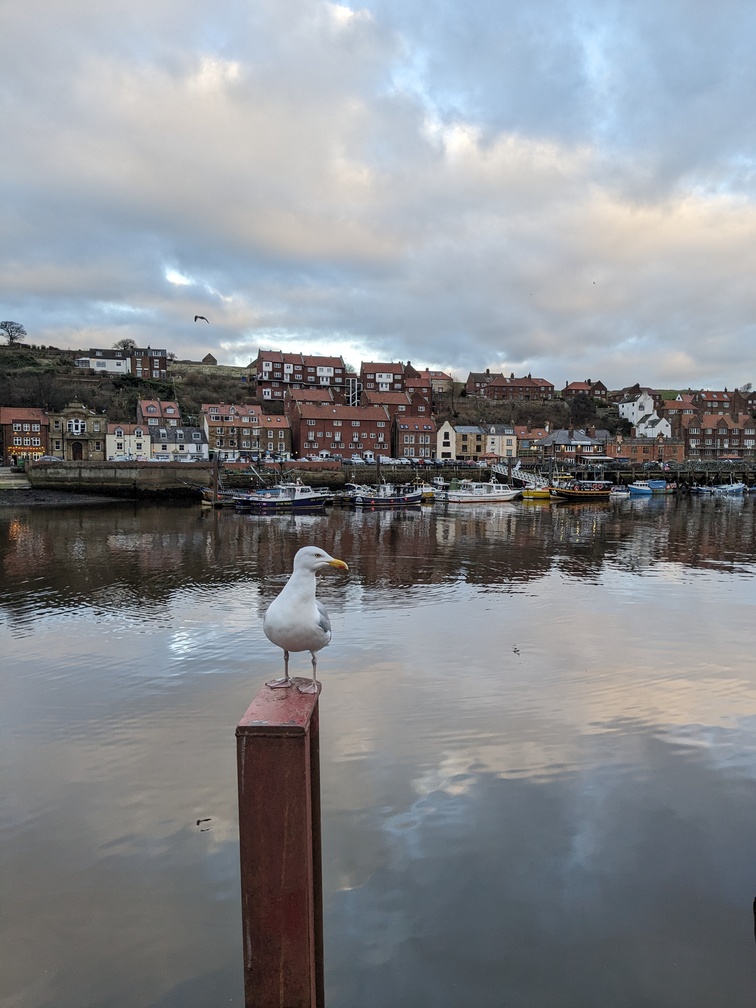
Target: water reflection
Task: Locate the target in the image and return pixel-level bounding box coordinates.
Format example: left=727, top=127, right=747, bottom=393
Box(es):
left=2, top=498, right=756, bottom=1007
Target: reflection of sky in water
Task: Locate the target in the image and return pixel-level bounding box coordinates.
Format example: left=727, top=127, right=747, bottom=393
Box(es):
left=2, top=500, right=756, bottom=1007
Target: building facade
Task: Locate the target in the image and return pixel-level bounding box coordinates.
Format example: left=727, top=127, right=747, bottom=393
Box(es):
left=0, top=407, right=49, bottom=464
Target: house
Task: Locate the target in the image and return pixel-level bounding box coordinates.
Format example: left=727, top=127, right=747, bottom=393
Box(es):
left=291, top=403, right=391, bottom=458
left=537, top=428, right=610, bottom=462
left=0, top=406, right=49, bottom=464
left=131, top=347, right=169, bottom=380
left=604, top=434, right=685, bottom=464
left=148, top=426, right=209, bottom=461
left=618, top=390, right=657, bottom=426
left=464, top=370, right=502, bottom=396
left=436, top=420, right=457, bottom=460
left=283, top=388, right=336, bottom=419
left=692, top=390, right=731, bottom=416
left=633, top=414, right=672, bottom=438
left=200, top=403, right=291, bottom=461
left=74, top=347, right=132, bottom=375
left=422, top=368, right=454, bottom=393
left=74, top=346, right=168, bottom=380
left=513, top=425, right=549, bottom=457
left=47, top=402, right=108, bottom=461
left=393, top=417, right=437, bottom=459
left=485, top=374, right=555, bottom=401
left=105, top=423, right=151, bottom=460
left=254, top=350, right=347, bottom=401
left=137, top=399, right=181, bottom=427
left=360, top=390, right=430, bottom=422
left=482, top=424, right=518, bottom=459
left=454, top=425, right=486, bottom=460
left=678, top=413, right=756, bottom=459
left=562, top=379, right=608, bottom=401
left=359, top=362, right=406, bottom=393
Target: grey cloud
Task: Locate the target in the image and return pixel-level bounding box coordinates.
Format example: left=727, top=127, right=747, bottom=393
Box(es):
left=2, top=0, right=756, bottom=387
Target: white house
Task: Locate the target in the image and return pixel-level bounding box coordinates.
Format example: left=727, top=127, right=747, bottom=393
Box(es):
left=436, top=420, right=457, bottom=460
left=106, top=423, right=151, bottom=460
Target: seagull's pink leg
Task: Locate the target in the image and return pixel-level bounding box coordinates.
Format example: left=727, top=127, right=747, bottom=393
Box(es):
left=266, top=649, right=292, bottom=688
left=297, top=652, right=319, bottom=694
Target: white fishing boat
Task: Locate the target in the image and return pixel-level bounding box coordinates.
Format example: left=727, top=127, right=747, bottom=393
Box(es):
left=346, top=482, right=423, bottom=508
left=445, top=478, right=521, bottom=503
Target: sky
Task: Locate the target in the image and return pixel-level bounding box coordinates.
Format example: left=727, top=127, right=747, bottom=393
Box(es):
left=3, top=0, right=756, bottom=390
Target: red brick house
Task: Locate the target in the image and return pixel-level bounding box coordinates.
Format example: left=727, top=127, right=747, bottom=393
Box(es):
left=677, top=413, right=756, bottom=459
left=562, top=379, right=608, bottom=400
left=0, top=407, right=49, bottom=463
left=360, top=362, right=406, bottom=393
left=200, top=402, right=291, bottom=460
left=394, top=416, right=437, bottom=459
left=486, top=374, right=555, bottom=401
left=291, top=403, right=391, bottom=458
left=253, top=350, right=347, bottom=401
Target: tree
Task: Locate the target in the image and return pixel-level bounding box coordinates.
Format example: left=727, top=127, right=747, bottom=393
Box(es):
left=0, top=321, right=27, bottom=345
left=114, top=337, right=136, bottom=351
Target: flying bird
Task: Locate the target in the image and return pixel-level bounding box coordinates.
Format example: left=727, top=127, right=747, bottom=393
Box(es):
left=194, top=315, right=209, bottom=323
left=263, top=546, right=348, bottom=694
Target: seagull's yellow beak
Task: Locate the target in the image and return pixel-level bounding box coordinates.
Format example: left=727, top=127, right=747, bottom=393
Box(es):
left=328, top=558, right=349, bottom=571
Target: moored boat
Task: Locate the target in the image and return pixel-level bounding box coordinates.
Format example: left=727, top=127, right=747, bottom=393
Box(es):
left=521, top=486, right=551, bottom=500
left=234, top=481, right=331, bottom=512
left=347, top=482, right=423, bottom=508
left=628, top=479, right=669, bottom=495
left=445, top=478, right=521, bottom=503
left=549, top=479, right=614, bottom=500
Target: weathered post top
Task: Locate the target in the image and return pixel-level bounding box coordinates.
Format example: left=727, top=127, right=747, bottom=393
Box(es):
left=236, top=679, right=321, bottom=736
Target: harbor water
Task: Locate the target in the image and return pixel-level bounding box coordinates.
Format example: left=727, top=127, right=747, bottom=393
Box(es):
left=2, top=495, right=756, bottom=1007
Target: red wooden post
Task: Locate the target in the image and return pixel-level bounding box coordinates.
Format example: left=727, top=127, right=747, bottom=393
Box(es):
left=236, top=682, right=324, bottom=1008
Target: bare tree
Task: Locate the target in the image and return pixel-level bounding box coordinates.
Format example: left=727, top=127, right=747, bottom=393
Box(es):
left=114, top=337, right=136, bottom=351
left=0, top=321, right=27, bottom=345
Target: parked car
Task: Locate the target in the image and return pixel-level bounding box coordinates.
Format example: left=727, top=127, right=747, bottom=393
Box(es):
left=350, top=455, right=366, bottom=464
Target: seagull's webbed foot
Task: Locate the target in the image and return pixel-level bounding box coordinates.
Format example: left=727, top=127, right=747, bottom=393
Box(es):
left=266, top=650, right=292, bottom=689
left=297, top=654, right=320, bottom=693
left=297, top=681, right=320, bottom=694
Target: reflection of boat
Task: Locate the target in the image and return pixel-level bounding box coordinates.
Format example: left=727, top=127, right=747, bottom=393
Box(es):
left=347, top=482, right=423, bottom=508
left=550, top=479, right=614, bottom=500
left=446, top=478, right=522, bottom=503
left=234, top=481, right=330, bottom=512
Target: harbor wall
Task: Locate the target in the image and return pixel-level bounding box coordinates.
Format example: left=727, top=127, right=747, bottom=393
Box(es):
left=26, top=461, right=212, bottom=498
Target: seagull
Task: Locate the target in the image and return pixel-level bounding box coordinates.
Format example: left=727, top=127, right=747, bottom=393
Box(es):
left=194, top=315, right=209, bottom=323
left=263, top=546, right=348, bottom=694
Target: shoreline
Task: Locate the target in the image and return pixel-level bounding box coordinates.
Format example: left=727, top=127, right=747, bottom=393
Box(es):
left=0, top=487, right=133, bottom=508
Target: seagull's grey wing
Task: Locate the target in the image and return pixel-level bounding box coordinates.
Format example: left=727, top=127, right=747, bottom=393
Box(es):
left=316, top=600, right=331, bottom=635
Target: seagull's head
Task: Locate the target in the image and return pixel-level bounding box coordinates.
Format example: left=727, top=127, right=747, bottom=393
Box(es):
left=294, top=546, right=349, bottom=574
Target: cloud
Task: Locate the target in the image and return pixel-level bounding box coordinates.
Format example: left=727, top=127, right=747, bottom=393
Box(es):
left=2, top=0, right=756, bottom=386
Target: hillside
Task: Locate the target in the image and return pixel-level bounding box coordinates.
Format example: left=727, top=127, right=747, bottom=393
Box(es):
left=0, top=343, right=629, bottom=433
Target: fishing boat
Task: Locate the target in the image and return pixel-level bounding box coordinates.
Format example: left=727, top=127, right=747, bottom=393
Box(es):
left=233, top=481, right=331, bottom=513
left=609, top=485, right=631, bottom=498
left=346, top=482, right=423, bottom=508
left=693, top=481, right=747, bottom=495
left=549, top=479, right=614, bottom=500
left=201, top=486, right=237, bottom=507
left=445, top=478, right=522, bottom=503
left=628, top=479, right=668, bottom=495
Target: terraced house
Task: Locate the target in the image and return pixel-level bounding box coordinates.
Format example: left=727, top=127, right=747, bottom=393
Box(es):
left=200, top=403, right=291, bottom=461
left=0, top=406, right=49, bottom=464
